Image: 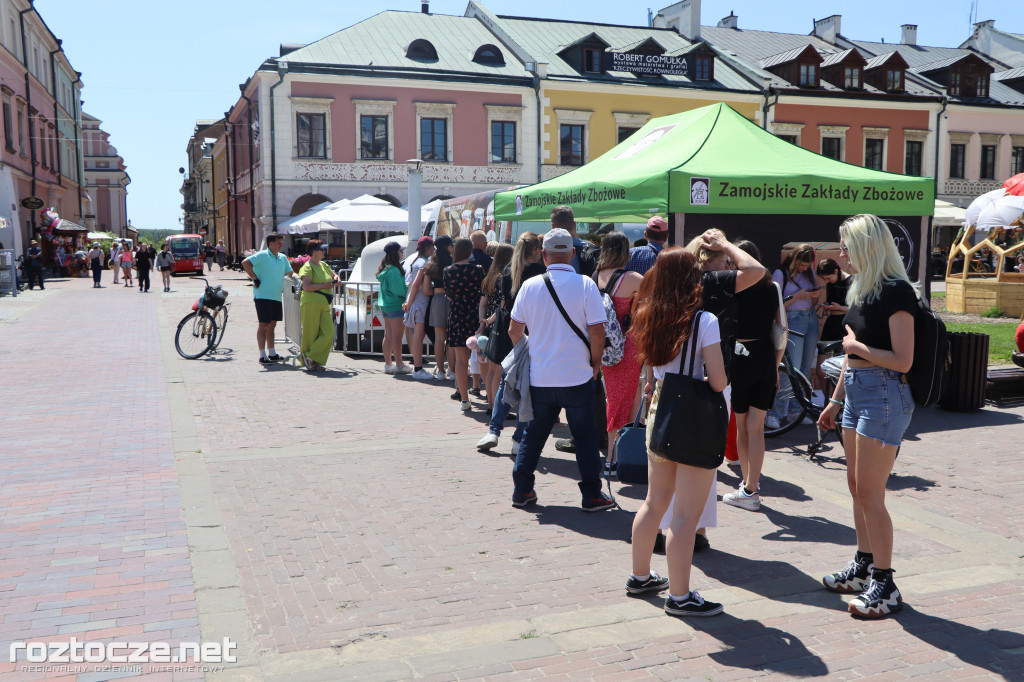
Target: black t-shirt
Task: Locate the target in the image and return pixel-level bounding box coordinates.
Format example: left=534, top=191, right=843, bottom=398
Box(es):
left=135, top=249, right=154, bottom=269
left=735, top=280, right=778, bottom=341
left=205, top=245, right=216, bottom=258
left=500, top=262, right=546, bottom=311
left=469, top=248, right=492, bottom=274
left=701, top=269, right=738, bottom=379
left=843, top=280, right=917, bottom=360
left=821, top=275, right=853, bottom=342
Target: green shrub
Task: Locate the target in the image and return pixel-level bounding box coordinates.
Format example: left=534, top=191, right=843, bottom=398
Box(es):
left=980, top=306, right=1005, bottom=318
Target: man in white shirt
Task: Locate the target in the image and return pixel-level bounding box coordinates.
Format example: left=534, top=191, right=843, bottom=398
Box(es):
left=507, top=228, right=616, bottom=512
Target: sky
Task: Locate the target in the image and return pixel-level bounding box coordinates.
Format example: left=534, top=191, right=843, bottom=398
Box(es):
left=38, top=0, right=1019, bottom=232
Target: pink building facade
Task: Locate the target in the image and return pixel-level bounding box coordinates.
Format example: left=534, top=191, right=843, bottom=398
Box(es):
left=82, top=113, right=130, bottom=235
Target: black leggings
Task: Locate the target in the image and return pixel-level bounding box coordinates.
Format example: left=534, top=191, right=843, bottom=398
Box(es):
left=91, top=260, right=102, bottom=284
left=137, top=266, right=150, bottom=291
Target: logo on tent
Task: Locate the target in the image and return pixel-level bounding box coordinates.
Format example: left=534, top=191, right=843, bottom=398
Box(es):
left=614, top=124, right=677, bottom=160
left=690, top=178, right=710, bottom=206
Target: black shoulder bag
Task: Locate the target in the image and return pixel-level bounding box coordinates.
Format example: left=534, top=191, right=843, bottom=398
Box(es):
left=543, top=273, right=591, bottom=356
left=648, top=311, right=729, bottom=469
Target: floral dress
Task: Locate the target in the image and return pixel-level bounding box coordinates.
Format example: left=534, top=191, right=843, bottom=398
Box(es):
left=443, top=263, right=485, bottom=348
left=603, top=288, right=643, bottom=433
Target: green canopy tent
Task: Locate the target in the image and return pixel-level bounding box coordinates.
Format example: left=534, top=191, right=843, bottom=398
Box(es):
left=494, top=102, right=935, bottom=280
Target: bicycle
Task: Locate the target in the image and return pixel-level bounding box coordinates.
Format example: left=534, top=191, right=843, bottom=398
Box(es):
left=175, top=277, right=230, bottom=359
left=764, top=331, right=845, bottom=455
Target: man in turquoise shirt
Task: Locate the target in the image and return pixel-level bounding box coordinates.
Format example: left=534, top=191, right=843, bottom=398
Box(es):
left=242, top=234, right=297, bottom=363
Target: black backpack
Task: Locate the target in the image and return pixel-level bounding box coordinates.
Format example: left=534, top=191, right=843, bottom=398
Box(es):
left=905, top=297, right=950, bottom=407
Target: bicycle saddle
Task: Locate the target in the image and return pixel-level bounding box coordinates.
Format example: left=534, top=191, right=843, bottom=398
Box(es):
left=817, top=340, right=844, bottom=355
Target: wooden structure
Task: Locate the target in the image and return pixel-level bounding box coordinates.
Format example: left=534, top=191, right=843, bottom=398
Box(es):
left=945, top=225, right=1024, bottom=316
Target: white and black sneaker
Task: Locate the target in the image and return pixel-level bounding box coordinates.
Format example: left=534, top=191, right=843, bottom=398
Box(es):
left=849, top=570, right=902, bottom=619
left=822, top=554, right=874, bottom=594
left=664, top=591, right=723, bottom=617
left=625, top=571, right=669, bottom=595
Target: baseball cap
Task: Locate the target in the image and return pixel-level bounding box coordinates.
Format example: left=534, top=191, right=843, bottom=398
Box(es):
left=542, top=228, right=573, bottom=252
left=647, top=216, right=668, bottom=231
left=417, top=235, right=434, bottom=248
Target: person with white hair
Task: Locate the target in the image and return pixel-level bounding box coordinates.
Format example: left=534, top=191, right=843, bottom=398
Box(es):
left=817, top=213, right=917, bottom=619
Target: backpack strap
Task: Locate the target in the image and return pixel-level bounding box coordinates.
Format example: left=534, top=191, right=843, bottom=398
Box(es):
left=543, top=273, right=591, bottom=352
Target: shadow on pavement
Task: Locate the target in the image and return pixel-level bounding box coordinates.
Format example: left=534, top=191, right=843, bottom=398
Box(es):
left=885, top=474, right=937, bottom=492
left=904, top=404, right=1023, bottom=437
left=759, top=508, right=856, bottom=545
left=528, top=504, right=634, bottom=543
left=897, top=604, right=1024, bottom=678
left=697, top=552, right=848, bottom=612
left=695, top=613, right=830, bottom=677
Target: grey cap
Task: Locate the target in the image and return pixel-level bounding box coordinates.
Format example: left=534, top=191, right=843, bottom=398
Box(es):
left=542, top=228, right=573, bottom=252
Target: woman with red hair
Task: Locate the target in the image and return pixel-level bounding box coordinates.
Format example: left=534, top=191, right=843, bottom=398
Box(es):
left=625, top=247, right=728, bottom=618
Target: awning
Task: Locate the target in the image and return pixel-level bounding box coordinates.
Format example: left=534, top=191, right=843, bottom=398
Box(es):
left=53, top=219, right=87, bottom=233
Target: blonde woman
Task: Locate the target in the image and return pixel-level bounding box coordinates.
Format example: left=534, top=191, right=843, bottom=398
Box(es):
left=818, top=214, right=916, bottom=619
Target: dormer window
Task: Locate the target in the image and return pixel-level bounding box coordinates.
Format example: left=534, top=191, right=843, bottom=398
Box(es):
left=977, top=73, right=989, bottom=97
left=886, top=69, right=903, bottom=91
left=916, top=53, right=994, bottom=98
left=844, top=66, right=861, bottom=89
left=800, top=63, right=818, bottom=87
left=473, top=44, right=505, bottom=66
left=694, top=56, right=711, bottom=81
left=949, top=71, right=961, bottom=96
left=583, top=48, right=602, bottom=73
left=406, top=39, right=438, bottom=61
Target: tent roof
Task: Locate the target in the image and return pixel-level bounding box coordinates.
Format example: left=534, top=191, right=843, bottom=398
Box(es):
left=494, top=103, right=934, bottom=222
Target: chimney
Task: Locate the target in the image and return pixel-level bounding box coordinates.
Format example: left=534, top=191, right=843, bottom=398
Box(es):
left=901, top=24, right=917, bottom=45
left=654, top=0, right=701, bottom=40
left=812, top=14, right=841, bottom=43
left=421, top=1, right=429, bottom=14
left=717, top=11, right=738, bottom=29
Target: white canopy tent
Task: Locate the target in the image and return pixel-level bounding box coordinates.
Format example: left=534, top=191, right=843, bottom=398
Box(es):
left=312, top=195, right=408, bottom=232
left=933, top=200, right=966, bottom=227
left=280, top=201, right=332, bottom=235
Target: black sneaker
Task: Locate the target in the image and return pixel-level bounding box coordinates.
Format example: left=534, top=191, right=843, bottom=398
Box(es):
left=582, top=493, right=617, bottom=512
left=664, top=591, right=723, bottom=617
left=267, top=354, right=283, bottom=362
left=259, top=357, right=274, bottom=364
left=849, top=571, right=903, bottom=619
left=512, top=490, right=537, bottom=508
left=604, top=461, right=617, bottom=476
left=694, top=533, right=711, bottom=553
left=451, top=391, right=461, bottom=400
left=822, top=555, right=874, bottom=594
left=555, top=438, right=576, bottom=453
left=625, top=571, right=669, bottom=595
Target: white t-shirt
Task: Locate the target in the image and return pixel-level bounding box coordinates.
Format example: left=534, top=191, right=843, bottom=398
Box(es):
left=652, top=312, right=722, bottom=382
left=510, top=263, right=606, bottom=387
left=405, top=255, right=427, bottom=286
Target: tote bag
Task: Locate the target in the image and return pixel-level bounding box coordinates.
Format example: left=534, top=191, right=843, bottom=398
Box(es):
left=614, top=396, right=649, bottom=485
left=648, top=312, right=729, bottom=469
left=484, top=307, right=514, bottom=364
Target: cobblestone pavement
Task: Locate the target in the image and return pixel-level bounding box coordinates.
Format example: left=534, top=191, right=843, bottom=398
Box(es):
left=1, top=272, right=1023, bottom=681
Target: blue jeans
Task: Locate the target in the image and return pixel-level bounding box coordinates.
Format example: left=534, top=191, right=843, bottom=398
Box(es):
left=512, top=379, right=603, bottom=499
left=488, top=372, right=526, bottom=442
left=842, top=367, right=914, bottom=447
left=771, top=308, right=819, bottom=419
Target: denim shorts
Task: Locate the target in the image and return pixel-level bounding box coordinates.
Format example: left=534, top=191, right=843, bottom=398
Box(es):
left=382, top=309, right=404, bottom=319
left=841, top=367, right=914, bottom=447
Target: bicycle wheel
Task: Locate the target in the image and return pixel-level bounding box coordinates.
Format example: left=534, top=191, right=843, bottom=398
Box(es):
left=765, top=368, right=813, bottom=437
left=175, top=311, right=218, bottom=359
left=211, top=306, right=228, bottom=349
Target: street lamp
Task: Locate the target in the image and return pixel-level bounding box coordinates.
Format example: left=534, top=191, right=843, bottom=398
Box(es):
left=407, top=158, right=423, bottom=240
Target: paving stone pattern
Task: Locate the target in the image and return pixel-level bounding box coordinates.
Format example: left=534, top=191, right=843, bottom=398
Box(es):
left=1, top=273, right=1022, bottom=680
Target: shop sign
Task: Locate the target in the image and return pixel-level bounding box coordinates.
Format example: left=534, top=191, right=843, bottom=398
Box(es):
left=21, top=196, right=44, bottom=210
left=605, top=52, right=689, bottom=77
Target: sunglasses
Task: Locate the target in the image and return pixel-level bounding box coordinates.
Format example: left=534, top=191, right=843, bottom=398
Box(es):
left=838, top=242, right=849, bottom=254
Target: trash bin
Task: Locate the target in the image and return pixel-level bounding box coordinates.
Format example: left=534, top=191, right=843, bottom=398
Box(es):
left=939, top=331, right=989, bottom=411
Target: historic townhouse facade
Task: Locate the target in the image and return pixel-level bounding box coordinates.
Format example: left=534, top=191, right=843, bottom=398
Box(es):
left=180, top=119, right=220, bottom=240
left=0, top=0, right=87, bottom=253
left=81, top=113, right=129, bottom=235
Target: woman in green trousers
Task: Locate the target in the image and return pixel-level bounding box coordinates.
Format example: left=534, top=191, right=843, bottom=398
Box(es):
left=298, top=239, right=340, bottom=371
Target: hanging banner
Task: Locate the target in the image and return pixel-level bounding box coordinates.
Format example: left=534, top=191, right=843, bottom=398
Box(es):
left=605, top=52, right=689, bottom=77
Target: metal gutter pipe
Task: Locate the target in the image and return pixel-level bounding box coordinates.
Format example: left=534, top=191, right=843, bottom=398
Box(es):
left=19, top=5, right=36, bottom=227
left=239, top=85, right=257, bottom=249
left=49, top=44, right=61, bottom=186
left=268, top=64, right=288, bottom=233
left=72, top=73, right=82, bottom=223
left=533, top=73, right=542, bottom=183
left=224, top=112, right=234, bottom=257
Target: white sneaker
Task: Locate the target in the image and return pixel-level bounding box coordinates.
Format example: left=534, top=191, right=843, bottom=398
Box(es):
left=460, top=400, right=471, bottom=412
left=384, top=364, right=395, bottom=375
left=411, top=369, right=433, bottom=380
left=511, top=439, right=521, bottom=456
left=723, top=487, right=761, bottom=511
left=394, top=364, right=413, bottom=375
left=446, top=370, right=456, bottom=381
left=764, top=415, right=780, bottom=430
left=477, top=433, right=499, bottom=450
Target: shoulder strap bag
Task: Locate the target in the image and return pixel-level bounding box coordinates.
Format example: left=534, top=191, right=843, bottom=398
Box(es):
left=543, top=272, right=590, bottom=355
left=648, top=311, right=729, bottom=469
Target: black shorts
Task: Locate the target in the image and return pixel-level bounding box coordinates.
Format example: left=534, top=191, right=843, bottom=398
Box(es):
left=254, top=298, right=283, bottom=323
left=731, top=339, right=778, bottom=413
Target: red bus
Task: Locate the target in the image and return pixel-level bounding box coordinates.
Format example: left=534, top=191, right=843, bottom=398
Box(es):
left=167, top=234, right=204, bottom=275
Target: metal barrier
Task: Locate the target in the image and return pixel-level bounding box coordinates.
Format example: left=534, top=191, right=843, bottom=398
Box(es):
left=332, top=279, right=434, bottom=359
left=0, top=250, right=17, bottom=296
left=282, top=282, right=303, bottom=350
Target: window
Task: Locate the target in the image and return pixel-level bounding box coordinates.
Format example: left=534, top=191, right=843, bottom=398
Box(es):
left=490, top=121, right=516, bottom=163
left=844, top=67, right=860, bottom=89
left=864, top=139, right=884, bottom=170
left=1013, top=146, right=1024, bottom=175
left=778, top=134, right=798, bottom=145
left=40, top=125, right=47, bottom=168
left=473, top=44, right=505, bottom=66
left=821, top=137, right=842, bottom=160
left=296, top=113, right=326, bottom=158
left=420, top=117, right=447, bottom=161
left=949, top=143, right=966, bottom=178
left=799, top=63, right=817, bottom=87
left=1, top=101, right=11, bottom=152
left=977, top=74, right=989, bottom=98
left=617, top=127, right=639, bottom=144
left=360, top=115, right=388, bottom=160
left=980, top=145, right=996, bottom=179
left=905, top=140, right=922, bottom=176
left=406, top=39, right=438, bottom=61
left=583, top=48, right=602, bottom=74
left=49, top=127, right=56, bottom=170
left=694, top=57, right=711, bottom=81
left=885, top=69, right=903, bottom=92
left=560, top=124, right=584, bottom=166
left=949, top=71, right=961, bottom=96
left=27, top=115, right=35, bottom=161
